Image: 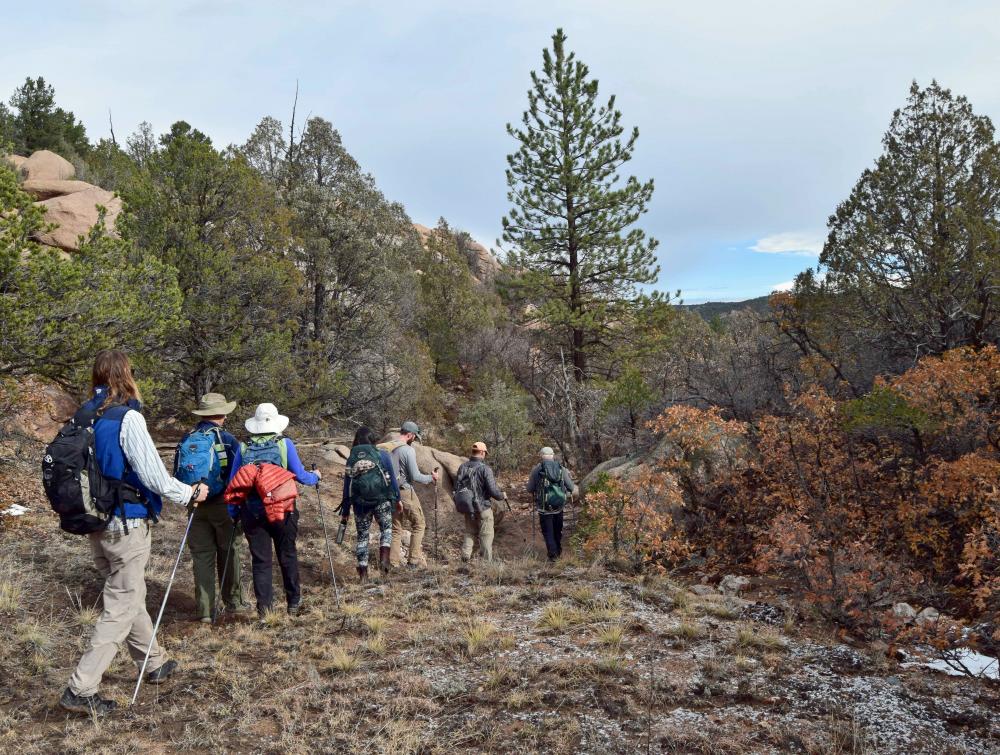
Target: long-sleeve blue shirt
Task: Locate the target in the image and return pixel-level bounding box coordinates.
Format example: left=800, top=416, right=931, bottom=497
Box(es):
left=340, top=449, right=400, bottom=517
left=228, top=434, right=318, bottom=519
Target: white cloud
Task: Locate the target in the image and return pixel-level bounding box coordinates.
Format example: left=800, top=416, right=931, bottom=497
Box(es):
left=770, top=280, right=796, bottom=292
left=750, top=232, right=824, bottom=256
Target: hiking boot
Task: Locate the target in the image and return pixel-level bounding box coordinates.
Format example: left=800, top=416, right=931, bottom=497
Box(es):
left=378, top=546, right=391, bottom=574
left=145, top=660, right=178, bottom=685
left=357, top=565, right=369, bottom=583
left=59, top=687, right=117, bottom=717
left=288, top=601, right=304, bottom=616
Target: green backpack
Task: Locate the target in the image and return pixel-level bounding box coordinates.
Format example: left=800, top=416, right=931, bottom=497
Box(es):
left=346, top=444, right=393, bottom=507
left=538, top=460, right=568, bottom=513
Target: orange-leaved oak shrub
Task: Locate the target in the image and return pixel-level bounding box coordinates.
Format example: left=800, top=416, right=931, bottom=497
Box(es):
left=583, top=346, right=1000, bottom=633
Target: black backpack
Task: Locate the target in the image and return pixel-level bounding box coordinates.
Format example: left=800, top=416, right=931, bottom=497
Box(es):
left=453, top=463, right=478, bottom=513
left=42, top=405, right=144, bottom=534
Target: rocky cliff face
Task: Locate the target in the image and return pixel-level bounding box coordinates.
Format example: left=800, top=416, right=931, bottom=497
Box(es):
left=3, top=149, right=122, bottom=252
left=412, top=222, right=502, bottom=284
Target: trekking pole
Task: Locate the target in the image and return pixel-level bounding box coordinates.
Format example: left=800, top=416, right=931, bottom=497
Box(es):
left=212, top=521, right=239, bottom=625
left=313, top=465, right=341, bottom=609
left=433, top=466, right=440, bottom=560
left=132, top=493, right=199, bottom=705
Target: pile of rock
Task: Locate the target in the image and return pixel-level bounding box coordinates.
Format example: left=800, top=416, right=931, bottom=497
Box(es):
left=412, top=222, right=502, bottom=284
left=3, top=149, right=122, bottom=252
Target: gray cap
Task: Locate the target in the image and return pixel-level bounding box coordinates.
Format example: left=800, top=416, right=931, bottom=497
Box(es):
left=540, top=446, right=555, bottom=458
left=401, top=420, right=422, bottom=441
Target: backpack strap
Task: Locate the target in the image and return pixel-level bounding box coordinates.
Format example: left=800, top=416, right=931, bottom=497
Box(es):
left=210, top=427, right=229, bottom=469
left=277, top=437, right=288, bottom=469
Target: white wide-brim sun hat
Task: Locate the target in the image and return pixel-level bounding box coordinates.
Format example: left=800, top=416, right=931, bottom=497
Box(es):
left=245, top=403, right=290, bottom=435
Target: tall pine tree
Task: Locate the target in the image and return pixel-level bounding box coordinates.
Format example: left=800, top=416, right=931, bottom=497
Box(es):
left=502, top=28, right=660, bottom=384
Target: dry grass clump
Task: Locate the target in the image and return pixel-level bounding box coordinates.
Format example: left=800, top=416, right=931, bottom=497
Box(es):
left=362, top=635, right=388, bottom=657
left=697, top=598, right=741, bottom=620
left=587, top=593, right=624, bottom=621
left=662, top=620, right=705, bottom=643
left=362, top=615, right=388, bottom=636
left=326, top=647, right=358, bottom=673
left=734, top=624, right=787, bottom=652
left=536, top=602, right=584, bottom=633
left=597, top=623, right=626, bottom=650
left=462, top=618, right=496, bottom=656
left=0, top=577, right=22, bottom=613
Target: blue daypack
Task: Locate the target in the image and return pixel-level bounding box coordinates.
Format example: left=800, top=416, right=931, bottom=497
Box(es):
left=176, top=427, right=229, bottom=497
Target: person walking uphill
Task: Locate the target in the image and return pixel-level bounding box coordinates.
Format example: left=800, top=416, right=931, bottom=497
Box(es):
left=58, top=350, right=209, bottom=717
left=340, top=427, right=400, bottom=581
left=224, top=403, right=319, bottom=617
left=174, top=393, right=248, bottom=623
left=526, top=447, right=577, bottom=562
left=453, top=442, right=506, bottom=562
left=381, top=421, right=439, bottom=568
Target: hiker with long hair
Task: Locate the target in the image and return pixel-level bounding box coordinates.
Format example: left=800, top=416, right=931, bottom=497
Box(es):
left=340, top=426, right=400, bottom=581
left=227, top=403, right=319, bottom=617
left=60, top=350, right=210, bottom=717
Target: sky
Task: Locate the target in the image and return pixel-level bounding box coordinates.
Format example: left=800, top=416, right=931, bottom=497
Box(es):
left=4, top=0, right=999, bottom=302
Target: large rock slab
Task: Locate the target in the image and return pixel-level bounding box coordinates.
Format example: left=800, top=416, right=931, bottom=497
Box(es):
left=6, top=377, right=77, bottom=442
left=3, top=154, right=27, bottom=173
left=32, top=187, right=122, bottom=251
left=19, top=149, right=75, bottom=181
left=21, top=179, right=95, bottom=200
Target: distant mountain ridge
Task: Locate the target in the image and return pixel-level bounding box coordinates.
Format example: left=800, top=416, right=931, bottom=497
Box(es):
left=679, top=295, right=771, bottom=320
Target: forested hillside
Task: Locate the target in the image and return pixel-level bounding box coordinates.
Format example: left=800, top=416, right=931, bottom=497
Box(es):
left=1, top=27, right=998, bottom=753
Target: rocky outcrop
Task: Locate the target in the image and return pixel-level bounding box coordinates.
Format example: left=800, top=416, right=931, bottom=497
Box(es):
left=21, top=179, right=94, bottom=201
left=18, top=149, right=75, bottom=181
left=4, top=377, right=77, bottom=442
left=4, top=149, right=123, bottom=252
left=31, top=187, right=123, bottom=251
left=412, top=222, right=501, bottom=285
left=4, top=154, right=27, bottom=172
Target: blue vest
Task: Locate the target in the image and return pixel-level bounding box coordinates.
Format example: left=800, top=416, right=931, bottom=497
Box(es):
left=84, top=389, right=162, bottom=520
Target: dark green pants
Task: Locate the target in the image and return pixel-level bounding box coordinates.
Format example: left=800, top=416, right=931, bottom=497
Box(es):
left=188, top=499, right=245, bottom=618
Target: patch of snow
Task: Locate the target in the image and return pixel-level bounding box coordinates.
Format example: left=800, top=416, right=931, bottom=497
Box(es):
left=903, top=649, right=999, bottom=681
left=1, top=504, right=28, bottom=516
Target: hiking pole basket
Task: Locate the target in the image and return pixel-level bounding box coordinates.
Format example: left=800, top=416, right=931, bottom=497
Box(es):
left=313, top=465, right=341, bottom=609
left=131, top=494, right=199, bottom=705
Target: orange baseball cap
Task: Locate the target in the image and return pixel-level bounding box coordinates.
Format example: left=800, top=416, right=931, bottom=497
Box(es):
left=471, top=441, right=488, bottom=455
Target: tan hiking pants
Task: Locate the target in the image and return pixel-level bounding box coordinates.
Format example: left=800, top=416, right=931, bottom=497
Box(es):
left=389, top=487, right=426, bottom=566
left=68, top=520, right=167, bottom=697
left=462, top=508, right=494, bottom=562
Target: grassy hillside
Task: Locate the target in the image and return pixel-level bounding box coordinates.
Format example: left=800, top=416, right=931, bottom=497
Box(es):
left=1, top=441, right=998, bottom=753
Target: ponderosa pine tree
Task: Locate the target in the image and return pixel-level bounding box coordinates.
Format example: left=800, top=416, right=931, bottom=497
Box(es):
left=502, top=28, right=660, bottom=384
left=7, top=77, right=89, bottom=157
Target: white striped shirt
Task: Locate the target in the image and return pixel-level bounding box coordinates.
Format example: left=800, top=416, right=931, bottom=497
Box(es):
left=120, top=410, right=193, bottom=507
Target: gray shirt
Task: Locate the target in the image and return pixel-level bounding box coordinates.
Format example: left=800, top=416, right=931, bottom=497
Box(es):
left=456, top=458, right=504, bottom=509
left=526, top=461, right=577, bottom=497
left=389, top=442, right=434, bottom=489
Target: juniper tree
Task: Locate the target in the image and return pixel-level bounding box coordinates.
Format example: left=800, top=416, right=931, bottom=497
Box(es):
left=793, top=81, right=1000, bottom=372
left=502, top=28, right=660, bottom=384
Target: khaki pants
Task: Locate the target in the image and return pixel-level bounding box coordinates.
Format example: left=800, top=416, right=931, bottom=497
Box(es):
left=68, top=521, right=167, bottom=697
left=389, top=487, right=426, bottom=567
left=462, top=508, right=494, bottom=562
left=188, top=498, right=244, bottom=619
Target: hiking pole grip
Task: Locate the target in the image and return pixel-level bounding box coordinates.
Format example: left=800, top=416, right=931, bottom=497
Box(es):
left=132, top=496, right=199, bottom=705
